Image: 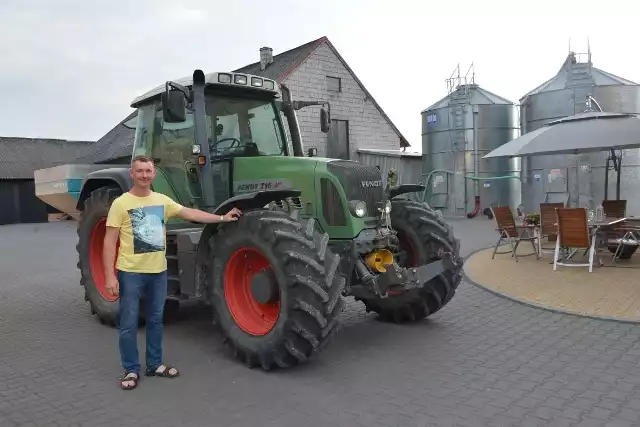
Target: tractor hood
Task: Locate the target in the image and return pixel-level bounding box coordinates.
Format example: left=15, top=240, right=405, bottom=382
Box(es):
left=231, top=156, right=328, bottom=196
left=231, top=156, right=380, bottom=196
left=230, top=155, right=385, bottom=238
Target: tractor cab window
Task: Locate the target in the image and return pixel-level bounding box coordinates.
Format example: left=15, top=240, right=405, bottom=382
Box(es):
left=150, top=108, right=205, bottom=206
left=205, top=95, right=286, bottom=158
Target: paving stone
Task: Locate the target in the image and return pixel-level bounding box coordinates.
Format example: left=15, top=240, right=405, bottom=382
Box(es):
left=1, top=219, right=640, bottom=427
left=547, top=418, right=577, bottom=427
left=604, top=419, right=635, bottom=427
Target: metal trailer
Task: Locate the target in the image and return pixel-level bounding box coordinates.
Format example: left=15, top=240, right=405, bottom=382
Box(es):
left=421, top=65, right=521, bottom=218
left=519, top=49, right=640, bottom=215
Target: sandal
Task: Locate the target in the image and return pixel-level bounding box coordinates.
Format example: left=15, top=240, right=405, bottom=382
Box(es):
left=120, top=372, right=139, bottom=390
left=145, top=364, right=179, bottom=378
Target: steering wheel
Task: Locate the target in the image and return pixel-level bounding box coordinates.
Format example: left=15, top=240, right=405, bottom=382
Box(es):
left=212, top=137, right=241, bottom=148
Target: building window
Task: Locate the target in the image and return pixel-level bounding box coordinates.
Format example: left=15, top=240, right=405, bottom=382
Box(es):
left=327, top=76, right=341, bottom=92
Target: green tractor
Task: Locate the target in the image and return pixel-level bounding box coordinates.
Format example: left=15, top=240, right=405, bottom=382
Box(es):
left=49, top=69, right=462, bottom=370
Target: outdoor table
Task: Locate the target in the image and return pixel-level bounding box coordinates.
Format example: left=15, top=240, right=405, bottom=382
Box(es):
left=513, top=221, right=541, bottom=255
left=551, top=217, right=627, bottom=264
left=593, top=217, right=639, bottom=260
left=514, top=222, right=539, bottom=239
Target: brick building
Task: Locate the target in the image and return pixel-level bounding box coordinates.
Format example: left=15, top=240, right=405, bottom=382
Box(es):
left=234, top=36, right=410, bottom=159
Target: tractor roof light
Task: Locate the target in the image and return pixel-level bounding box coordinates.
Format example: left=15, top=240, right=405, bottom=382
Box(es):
left=218, top=73, right=232, bottom=83
left=251, top=77, right=263, bottom=87
left=234, top=75, right=247, bottom=85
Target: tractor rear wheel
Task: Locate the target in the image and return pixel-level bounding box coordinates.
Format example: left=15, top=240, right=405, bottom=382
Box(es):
left=209, top=209, right=345, bottom=370
left=76, top=186, right=123, bottom=326
left=359, top=199, right=462, bottom=322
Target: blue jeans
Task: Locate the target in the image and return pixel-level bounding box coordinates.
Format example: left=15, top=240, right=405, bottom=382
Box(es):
left=117, top=270, right=167, bottom=375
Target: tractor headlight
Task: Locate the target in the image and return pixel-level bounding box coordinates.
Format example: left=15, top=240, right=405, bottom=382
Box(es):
left=384, top=200, right=392, bottom=214
left=349, top=200, right=367, bottom=217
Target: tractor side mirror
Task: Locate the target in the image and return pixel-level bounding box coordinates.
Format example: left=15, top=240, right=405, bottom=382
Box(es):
left=162, top=90, right=186, bottom=123
left=320, top=107, right=330, bottom=133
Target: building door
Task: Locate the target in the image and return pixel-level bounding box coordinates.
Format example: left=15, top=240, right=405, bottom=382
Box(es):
left=327, top=119, right=349, bottom=160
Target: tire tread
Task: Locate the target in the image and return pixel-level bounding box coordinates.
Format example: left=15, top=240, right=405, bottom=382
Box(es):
left=360, top=198, right=462, bottom=322
left=210, top=209, right=345, bottom=370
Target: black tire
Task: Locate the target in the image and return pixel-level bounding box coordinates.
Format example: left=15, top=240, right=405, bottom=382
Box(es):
left=359, top=199, right=462, bottom=322
left=76, top=186, right=123, bottom=326
left=208, top=209, right=345, bottom=370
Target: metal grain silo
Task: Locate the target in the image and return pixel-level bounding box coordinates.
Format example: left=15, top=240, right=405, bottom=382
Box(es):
left=422, top=66, right=520, bottom=217
left=520, top=49, right=640, bottom=215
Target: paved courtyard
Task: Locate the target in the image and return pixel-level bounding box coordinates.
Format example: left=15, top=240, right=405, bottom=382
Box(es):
left=1, top=218, right=640, bottom=427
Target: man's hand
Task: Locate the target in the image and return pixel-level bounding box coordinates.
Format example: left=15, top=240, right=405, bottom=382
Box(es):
left=222, top=207, right=243, bottom=222
left=105, top=275, right=119, bottom=297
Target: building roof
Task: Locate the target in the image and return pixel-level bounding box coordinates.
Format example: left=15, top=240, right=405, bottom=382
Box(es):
left=520, top=51, right=638, bottom=101
left=233, top=38, right=325, bottom=82
left=0, top=137, right=95, bottom=179
left=73, top=112, right=137, bottom=164
left=357, top=148, right=421, bottom=158
left=233, top=36, right=411, bottom=148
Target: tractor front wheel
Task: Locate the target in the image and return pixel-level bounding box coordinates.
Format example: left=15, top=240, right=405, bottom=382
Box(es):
left=209, top=209, right=345, bottom=370
left=359, top=199, right=462, bottom=322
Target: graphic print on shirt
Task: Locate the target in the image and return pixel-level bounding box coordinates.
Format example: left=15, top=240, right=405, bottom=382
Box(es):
left=127, top=205, right=166, bottom=254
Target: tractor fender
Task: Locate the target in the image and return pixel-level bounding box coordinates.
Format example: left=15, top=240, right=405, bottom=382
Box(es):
left=192, top=189, right=302, bottom=299
left=388, top=184, right=426, bottom=199
left=76, top=168, right=133, bottom=211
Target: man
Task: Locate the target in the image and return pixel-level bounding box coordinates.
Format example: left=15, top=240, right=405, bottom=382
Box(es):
left=103, top=155, right=242, bottom=390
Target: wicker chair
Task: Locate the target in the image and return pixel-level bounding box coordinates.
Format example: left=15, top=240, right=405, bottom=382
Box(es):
left=490, top=206, right=539, bottom=262
left=553, top=208, right=598, bottom=272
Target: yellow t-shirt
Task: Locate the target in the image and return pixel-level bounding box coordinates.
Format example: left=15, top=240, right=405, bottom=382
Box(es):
left=106, top=191, right=184, bottom=273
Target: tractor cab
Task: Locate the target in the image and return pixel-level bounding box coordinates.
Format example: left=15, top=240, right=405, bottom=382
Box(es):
left=128, top=70, right=329, bottom=211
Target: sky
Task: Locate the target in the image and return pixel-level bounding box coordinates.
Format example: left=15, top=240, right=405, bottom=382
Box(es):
left=2, top=0, right=640, bottom=152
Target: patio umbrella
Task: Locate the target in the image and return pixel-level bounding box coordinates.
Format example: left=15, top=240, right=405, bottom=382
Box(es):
left=483, top=111, right=640, bottom=201
left=483, top=111, right=640, bottom=159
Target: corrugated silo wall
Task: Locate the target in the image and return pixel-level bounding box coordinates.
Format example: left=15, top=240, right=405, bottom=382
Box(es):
left=521, top=85, right=640, bottom=214
left=356, top=150, right=424, bottom=201
left=422, top=103, right=521, bottom=216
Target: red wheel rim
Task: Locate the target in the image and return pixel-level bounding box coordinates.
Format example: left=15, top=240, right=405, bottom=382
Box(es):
left=89, top=218, right=119, bottom=302
left=397, top=231, right=418, bottom=268
left=224, top=247, right=280, bottom=336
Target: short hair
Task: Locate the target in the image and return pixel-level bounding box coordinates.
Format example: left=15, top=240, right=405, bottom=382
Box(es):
left=131, top=155, right=155, bottom=166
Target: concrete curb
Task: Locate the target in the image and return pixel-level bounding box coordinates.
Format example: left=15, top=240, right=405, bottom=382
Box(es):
left=461, top=245, right=640, bottom=325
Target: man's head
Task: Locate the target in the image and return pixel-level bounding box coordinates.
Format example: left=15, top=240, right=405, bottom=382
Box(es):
left=129, top=155, right=156, bottom=189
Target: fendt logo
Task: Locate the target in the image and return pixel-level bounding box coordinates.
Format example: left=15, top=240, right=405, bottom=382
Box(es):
left=360, top=180, right=383, bottom=188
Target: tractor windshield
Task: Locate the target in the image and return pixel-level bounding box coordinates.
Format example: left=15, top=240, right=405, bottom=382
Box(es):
left=205, top=94, right=287, bottom=158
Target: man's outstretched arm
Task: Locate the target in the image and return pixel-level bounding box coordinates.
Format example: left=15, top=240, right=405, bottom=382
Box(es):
left=176, top=206, right=243, bottom=224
